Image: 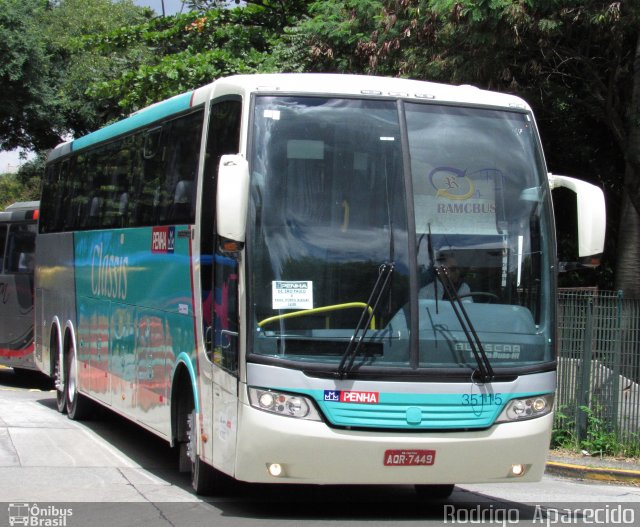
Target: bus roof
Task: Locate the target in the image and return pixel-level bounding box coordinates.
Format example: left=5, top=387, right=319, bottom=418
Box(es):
left=48, top=73, right=532, bottom=162
left=197, top=73, right=531, bottom=110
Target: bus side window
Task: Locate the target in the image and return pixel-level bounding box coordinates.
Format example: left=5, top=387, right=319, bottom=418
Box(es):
left=137, top=126, right=165, bottom=226
left=40, top=160, right=69, bottom=233
left=39, top=165, right=58, bottom=233
left=72, top=154, right=94, bottom=230
left=144, top=126, right=162, bottom=159
left=6, top=225, right=36, bottom=273
left=165, top=113, right=203, bottom=225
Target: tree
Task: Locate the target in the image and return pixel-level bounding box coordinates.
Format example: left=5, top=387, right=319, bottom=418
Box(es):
left=0, top=170, right=41, bottom=210
left=0, top=0, right=152, bottom=151
left=41, top=0, right=153, bottom=135
left=620, top=33, right=640, bottom=297
left=83, top=2, right=310, bottom=113
left=187, top=0, right=310, bottom=24
left=1, top=0, right=311, bottom=158
left=0, top=0, right=62, bottom=151
left=284, top=0, right=640, bottom=296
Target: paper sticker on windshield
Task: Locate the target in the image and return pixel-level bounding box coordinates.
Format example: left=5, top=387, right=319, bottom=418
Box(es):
left=272, top=281, right=313, bottom=310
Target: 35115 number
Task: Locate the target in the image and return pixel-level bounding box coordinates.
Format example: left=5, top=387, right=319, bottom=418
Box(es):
left=461, top=393, right=503, bottom=406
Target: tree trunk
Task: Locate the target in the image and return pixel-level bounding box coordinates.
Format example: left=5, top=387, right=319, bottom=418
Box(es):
left=627, top=32, right=640, bottom=213
left=616, top=31, right=640, bottom=297
left=615, top=194, right=640, bottom=298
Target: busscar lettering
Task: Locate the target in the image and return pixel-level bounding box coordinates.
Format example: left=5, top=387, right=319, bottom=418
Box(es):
left=91, top=243, right=128, bottom=300
left=455, top=342, right=521, bottom=359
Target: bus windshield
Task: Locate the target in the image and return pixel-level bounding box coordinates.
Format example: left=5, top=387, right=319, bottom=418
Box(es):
left=248, top=96, right=553, bottom=376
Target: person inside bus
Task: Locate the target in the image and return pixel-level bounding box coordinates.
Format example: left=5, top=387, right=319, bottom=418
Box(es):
left=419, top=254, right=473, bottom=303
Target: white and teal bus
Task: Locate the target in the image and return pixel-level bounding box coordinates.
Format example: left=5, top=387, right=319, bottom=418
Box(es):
left=35, top=74, right=605, bottom=496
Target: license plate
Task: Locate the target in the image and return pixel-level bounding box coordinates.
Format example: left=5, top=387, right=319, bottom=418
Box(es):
left=384, top=449, right=436, bottom=466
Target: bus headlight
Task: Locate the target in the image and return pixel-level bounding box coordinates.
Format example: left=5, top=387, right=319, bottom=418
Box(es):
left=496, top=394, right=554, bottom=423
left=248, top=387, right=322, bottom=421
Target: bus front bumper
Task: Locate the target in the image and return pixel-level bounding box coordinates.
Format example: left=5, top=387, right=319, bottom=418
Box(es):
left=233, top=404, right=553, bottom=485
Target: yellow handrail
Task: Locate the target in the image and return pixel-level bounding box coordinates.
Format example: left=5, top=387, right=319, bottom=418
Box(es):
left=258, top=302, right=376, bottom=330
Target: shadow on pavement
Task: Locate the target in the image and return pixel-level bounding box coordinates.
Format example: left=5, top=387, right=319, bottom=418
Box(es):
left=0, top=366, right=54, bottom=391
left=0, top=369, right=541, bottom=521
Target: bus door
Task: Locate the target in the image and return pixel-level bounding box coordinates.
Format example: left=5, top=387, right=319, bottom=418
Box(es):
left=201, top=98, right=242, bottom=474
left=210, top=252, right=239, bottom=473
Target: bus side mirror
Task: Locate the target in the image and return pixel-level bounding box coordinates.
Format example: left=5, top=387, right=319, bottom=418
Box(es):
left=548, top=173, right=606, bottom=267
left=217, top=154, right=249, bottom=250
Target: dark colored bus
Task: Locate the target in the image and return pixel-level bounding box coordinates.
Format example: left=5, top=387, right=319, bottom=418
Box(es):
left=0, top=201, right=38, bottom=372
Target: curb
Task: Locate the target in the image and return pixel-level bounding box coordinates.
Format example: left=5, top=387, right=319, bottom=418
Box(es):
left=546, top=461, right=640, bottom=484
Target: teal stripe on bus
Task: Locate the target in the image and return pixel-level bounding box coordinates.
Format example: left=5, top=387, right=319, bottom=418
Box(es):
left=72, top=91, right=194, bottom=152
left=287, top=389, right=545, bottom=430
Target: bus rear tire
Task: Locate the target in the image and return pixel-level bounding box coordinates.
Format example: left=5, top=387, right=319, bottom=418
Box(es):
left=65, top=347, right=92, bottom=420
left=54, top=353, right=67, bottom=414
left=414, top=484, right=455, bottom=499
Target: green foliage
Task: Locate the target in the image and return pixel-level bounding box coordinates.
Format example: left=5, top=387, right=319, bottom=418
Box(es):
left=0, top=153, right=44, bottom=210
left=16, top=153, right=46, bottom=187
left=552, top=405, right=640, bottom=457
left=187, top=0, right=309, bottom=25
left=41, top=0, right=153, bottom=135
left=80, top=5, right=293, bottom=113
left=551, top=405, right=577, bottom=449
left=0, top=0, right=153, bottom=149
left=276, top=0, right=400, bottom=74
left=44, top=0, right=149, bottom=49
left=0, top=172, right=40, bottom=210
left=578, top=405, right=620, bottom=456
left=0, top=0, right=62, bottom=150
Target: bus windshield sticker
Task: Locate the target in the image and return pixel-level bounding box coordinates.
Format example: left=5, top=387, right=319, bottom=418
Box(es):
left=272, top=280, right=313, bottom=310
left=263, top=109, right=281, bottom=120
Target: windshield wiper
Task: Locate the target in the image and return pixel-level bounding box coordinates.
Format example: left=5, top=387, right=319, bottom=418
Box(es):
left=336, top=262, right=394, bottom=378
left=435, top=266, right=494, bottom=383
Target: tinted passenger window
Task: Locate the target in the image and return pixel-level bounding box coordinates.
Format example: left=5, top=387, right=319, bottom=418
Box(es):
left=6, top=224, right=36, bottom=273
left=39, top=109, right=205, bottom=232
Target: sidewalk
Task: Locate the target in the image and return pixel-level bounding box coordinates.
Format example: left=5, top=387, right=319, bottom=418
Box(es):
left=546, top=450, right=640, bottom=485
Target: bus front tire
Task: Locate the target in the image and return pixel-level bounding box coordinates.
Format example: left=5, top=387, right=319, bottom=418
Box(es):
left=180, top=408, right=220, bottom=495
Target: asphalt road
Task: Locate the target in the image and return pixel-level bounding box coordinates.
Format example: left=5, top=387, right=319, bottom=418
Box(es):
left=1, top=367, right=639, bottom=527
